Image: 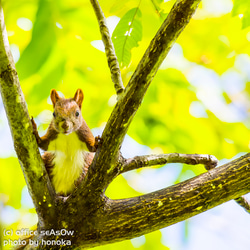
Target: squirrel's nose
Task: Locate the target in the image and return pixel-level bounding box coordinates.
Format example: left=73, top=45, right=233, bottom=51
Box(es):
left=62, top=121, right=69, bottom=130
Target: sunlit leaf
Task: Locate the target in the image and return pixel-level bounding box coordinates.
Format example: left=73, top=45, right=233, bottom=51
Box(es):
left=242, top=10, right=250, bottom=29
left=150, top=0, right=168, bottom=20
left=232, top=0, right=249, bottom=16
left=232, top=0, right=250, bottom=28
left=112, top=8, right=142, bottom=67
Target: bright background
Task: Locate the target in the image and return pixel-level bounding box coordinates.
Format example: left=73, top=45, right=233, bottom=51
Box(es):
left=1, top=0, right=250, bottom=249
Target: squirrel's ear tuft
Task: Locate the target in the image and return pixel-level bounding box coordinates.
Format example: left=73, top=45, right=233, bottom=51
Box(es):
left=50, top=89, right=60, bottom=107
left=73, top=89, right=84, bottom=109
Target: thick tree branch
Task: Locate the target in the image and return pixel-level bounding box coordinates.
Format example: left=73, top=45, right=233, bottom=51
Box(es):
left=0, top=3, right=56, bottom=227
left=122, top=154, right=250, bottom=214
left=196, top=155, right=250, bottom=211
left=90, top=0, right=124, bottom=95
left=80, top=0, right=202, bottom=199
left=122, top=153, right=219, bottom=174
left=68, top=153, right=250, bottom=248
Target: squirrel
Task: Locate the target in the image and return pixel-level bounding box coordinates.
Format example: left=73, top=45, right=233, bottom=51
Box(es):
left=31, top=89, right=100, bottom=196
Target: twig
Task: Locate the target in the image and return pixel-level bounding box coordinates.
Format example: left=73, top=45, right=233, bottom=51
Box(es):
left=234, top=196, right=250, bottom=214
left=90, top=0, right=124, bottom=96
left=121, top=153, right=218, bottom=174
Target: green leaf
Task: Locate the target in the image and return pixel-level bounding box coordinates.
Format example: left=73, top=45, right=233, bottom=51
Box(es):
left=242, top=9, right=250, bottom=28
left=232, top=0, right=250, bottom=28
left=150, top=0, right=168, bottom=20
left=112, top=8, right=143, bottom=67
left=232, top=0, right=249, bottom=16
left=16, top=0, right=56, bottom=80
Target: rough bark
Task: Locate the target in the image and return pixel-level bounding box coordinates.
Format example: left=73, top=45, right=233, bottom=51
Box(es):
left=122, top=153, right=219, bottom=173
left=87, top=153, right=250, bottom=247
left=37, top=153, right=250, bottom=248
left=1, top=0, right=249, bottom=249
left=0, top=2, right=56, bottom=229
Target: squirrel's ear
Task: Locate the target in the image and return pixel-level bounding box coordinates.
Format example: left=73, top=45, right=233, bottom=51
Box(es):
left=73, top=89, right=84, bottom=109
left=50, top=89, right=60, bottom=107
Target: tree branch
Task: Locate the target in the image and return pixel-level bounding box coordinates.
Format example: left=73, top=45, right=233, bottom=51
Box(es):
left=195, top=154, right=250, bottom=212
left=0, top=3, right=56, bottom=227
left=80, top=0, right=202, bottom=198
left=122, top=153, right=219, bottom=174
left=123, top=153, right=250, bottom=215
left=90, top=0, right=124, bottom=96
left=70, top=153, right=250, bottom=248
left=234, top=196, right=250, bottom=214
left=52, top=153, right=250, bottom=249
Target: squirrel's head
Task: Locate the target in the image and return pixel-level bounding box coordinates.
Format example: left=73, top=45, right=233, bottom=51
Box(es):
left=50, top=89, right=84, bottom=135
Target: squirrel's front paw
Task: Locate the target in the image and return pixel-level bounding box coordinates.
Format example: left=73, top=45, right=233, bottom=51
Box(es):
left=94, top=135, right=103, bottom=149
left=31, top=117, right=38, bottom=134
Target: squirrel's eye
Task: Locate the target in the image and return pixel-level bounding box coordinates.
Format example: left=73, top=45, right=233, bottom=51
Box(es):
left=53, top=112, right=56, bottom=117
left=75, top=111, right=80, bottom=117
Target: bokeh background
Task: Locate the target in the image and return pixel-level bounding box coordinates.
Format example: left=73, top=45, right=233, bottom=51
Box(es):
left=1, top=0, right=250, bottom=249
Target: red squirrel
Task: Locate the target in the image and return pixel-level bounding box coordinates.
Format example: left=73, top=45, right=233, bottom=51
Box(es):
left=31, top=89, right=100, bottom=196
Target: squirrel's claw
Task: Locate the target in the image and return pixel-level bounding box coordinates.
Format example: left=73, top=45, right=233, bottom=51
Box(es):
left=30, top=117, right=39, bottom=139
left=31, top=117, right=37, bottom=130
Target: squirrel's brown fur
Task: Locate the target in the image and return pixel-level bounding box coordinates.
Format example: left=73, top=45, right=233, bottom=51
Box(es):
left=31, top=89, right=100, bottom=196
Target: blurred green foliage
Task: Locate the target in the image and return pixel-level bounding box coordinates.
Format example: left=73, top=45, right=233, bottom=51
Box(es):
left=0, top=0, right=250, bottom=249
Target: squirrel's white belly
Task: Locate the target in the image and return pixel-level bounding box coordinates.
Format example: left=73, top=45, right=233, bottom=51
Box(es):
left=48, top=132, right=88, bottom=195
